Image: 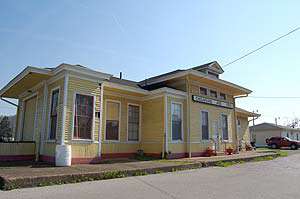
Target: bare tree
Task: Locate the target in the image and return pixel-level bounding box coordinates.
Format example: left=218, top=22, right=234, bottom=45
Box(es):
left=287, top=118, right=300, bottom=128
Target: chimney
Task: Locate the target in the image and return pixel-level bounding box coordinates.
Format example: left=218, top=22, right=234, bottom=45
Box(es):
left=119, top=72, right=122, bottom=79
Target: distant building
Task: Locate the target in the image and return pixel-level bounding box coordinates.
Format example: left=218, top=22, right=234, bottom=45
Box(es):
left=250, top=123, right=300, bottom=147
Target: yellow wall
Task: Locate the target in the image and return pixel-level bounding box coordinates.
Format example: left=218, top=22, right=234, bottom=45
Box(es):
left=237, top=116, right=251, bottom=149
left=0, top=142, right=35, bottom=156
left=141, top=97, right=164, bottom=154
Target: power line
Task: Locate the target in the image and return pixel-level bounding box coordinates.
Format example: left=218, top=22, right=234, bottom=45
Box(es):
left=248, top=96, right=300, bottom=99
left=223, top=26, right=300, bottom=68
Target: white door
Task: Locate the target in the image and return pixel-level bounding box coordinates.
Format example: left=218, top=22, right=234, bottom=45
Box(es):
left=213, top=121, right=220, bottom=151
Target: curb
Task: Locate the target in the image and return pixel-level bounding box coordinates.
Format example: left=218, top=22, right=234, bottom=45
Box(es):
left=0, top=153, right=279, bottom=191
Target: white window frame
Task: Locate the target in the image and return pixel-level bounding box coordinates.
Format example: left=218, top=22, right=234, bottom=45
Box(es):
left=209, top=89, right=218, bottom=98
left=199, top=86, right=208, bottom=96
left=221, top=113, right=229, bottom=142
left=200, top=110, right=210, bottom=141
left=71, top=91, right=96, bottom=142
left=104, top=99, right=121, bottom=142
left=170, top=101, right=184, bottom=143
left=127, top=103, right=142, bottom=143
left=219, top=92, right=227, bottom=100
left=47, top=86, right=60, bottom=142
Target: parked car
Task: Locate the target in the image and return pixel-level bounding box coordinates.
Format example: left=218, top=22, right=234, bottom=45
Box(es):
left=266, top=137, right=300, bottom=150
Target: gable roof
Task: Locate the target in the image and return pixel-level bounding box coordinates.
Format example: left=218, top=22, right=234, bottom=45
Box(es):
left=236, top=107, right=261, bottom=118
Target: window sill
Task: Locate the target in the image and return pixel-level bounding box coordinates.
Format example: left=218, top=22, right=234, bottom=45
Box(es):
left=126, top=141, right=140, bottom=144
left=70, top=139, right=96, bottom=144
left=103, top=140, right=120, bottom=144
left=170, top=140, right=184, bottom=144
left=44, top=140, right=57, bottom=144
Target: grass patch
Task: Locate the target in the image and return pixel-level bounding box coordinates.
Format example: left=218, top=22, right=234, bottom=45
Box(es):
left=252, top=156, right=274, bottom=162
left=134, top=155, right=159, bottom=161
left=214, top=160, right=245, bottom=167
left=277, top=151, right=288, bottom=157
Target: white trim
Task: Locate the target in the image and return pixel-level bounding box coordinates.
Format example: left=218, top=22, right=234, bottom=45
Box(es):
left=104, top=99, right=121, bottom=142
left=170, top=101, right=184, bottom=143
left=220, top=113, right=229, bottom=142
left=150, top=87, right=187, bottom=97
left=0, top=67, right=51, bottom=97
left=164, top=95, right=168, bottom=154
left=140, top=70, right=252, bottom=95
left=17, top=101, right=24, bottom=141
left=199, top=86, right=209, bottom=96
left=68, top=73, right=105, bottom=84
left=71, top=91, right=96, bottom=142
left=40, top=82, right=48, bottom=153
left=53, top=64, right=111, bottom=80
left=47, top=86, right=61, bottom=142
left=33, top=94, right=39, bottom=142
left=60, top=73, right=69, bottom=145
left=200, top=110, right=210, bottom=141
left=98, top=83, right=104, bottom=157
left=126, top=103, right=142, bottom=143
left=103, top=81, right=149, bottom=95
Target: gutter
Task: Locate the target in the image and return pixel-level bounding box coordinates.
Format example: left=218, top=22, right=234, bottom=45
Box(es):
left=0, top=97, right=19, bottom=107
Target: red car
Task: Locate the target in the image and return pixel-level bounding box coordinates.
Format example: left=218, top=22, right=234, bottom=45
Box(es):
left=266, top=137, right=300, bottom=150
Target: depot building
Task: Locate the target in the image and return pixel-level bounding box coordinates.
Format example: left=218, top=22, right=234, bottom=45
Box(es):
left=0, top=61, right=257, bottom=164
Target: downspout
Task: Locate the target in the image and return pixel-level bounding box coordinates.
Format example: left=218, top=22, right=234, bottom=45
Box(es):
left=60, top=72, right=69, bottom=145
left=233, top=94, right=248, bottom=154
left=164, top=94, right=168, bottom=158
left=186, top=76, right=191, bottom=158
left=98, top=82, right=104, bottom=159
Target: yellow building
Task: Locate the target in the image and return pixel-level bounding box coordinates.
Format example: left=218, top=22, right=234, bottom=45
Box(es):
left=0, top=62, right=258, bottom=164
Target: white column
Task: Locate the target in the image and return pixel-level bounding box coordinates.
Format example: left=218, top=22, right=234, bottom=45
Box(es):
left=17, top=101, right=24, bottom=141
left=164, top=94, right=168, bottom=157
left=98, top=83, right=104, bottom=158
left=60, top=72, right=69, bottom=145
left=40, top=81, right=48, bottom=154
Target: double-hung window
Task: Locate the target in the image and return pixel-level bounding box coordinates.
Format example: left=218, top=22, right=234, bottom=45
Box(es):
left=210, top=90, right=217, bottom=98
left=221, top=114, right=229, bottom=140
left=171, top=102, right=183, bottom=141
left=200, top=87, right=208, bottom=95
left=201, top=111, right=209, bottom=140
left=128, top=104, right=140, bottom=142
left=106, top=101, right=120, bottom=141
left=74, top=94, right=94, bottom=140
left=49, top=89, right=59, bottom=140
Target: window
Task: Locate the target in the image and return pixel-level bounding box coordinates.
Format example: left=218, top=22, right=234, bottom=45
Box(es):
left=74, top=94, right=94, bottom=139
left=210, top=90, right=217, bottom=98
left=171, top=102, right=183, bottom=141
left=287, top=132, right=289, bottom=138
left=297, top=134, right=299, bottom=141
left=221, top=114, right=229, bottom=140
left=220, top=93, right=226, bottom=100
left=128, top=104, right=140, bottom=141
left=201, top=111, right=209, bottom=140
left=200, top=87, right=208, bottom=95
left=49, top=89, right=59, bottom=140
left=106, top=101, right=120, bottom=141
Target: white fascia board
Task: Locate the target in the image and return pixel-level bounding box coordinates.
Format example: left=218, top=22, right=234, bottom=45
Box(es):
left=103, top=81, right=150, bottom=95
left=150, top=87, right=187, bottom=98
left=188, top=70, right=252, bottom=94
left=0, top=66, right=52, bottom=97
left=53, top=64, right=112, bottom=80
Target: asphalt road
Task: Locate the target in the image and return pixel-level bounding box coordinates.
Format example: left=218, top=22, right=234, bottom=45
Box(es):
left=1, top=153, right=300, bottom=199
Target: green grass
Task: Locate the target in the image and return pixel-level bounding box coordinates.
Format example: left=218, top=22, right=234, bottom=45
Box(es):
left=214, top=160, right=245, bottom=167
left=277, top=151, right=288, bottom=157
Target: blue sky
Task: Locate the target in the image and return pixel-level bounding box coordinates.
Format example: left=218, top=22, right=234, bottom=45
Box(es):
left=0, top=1, right=299, bottom=125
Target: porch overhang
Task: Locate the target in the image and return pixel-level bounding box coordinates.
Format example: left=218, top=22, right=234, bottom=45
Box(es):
left=0, top=67, right=52, bottom=99
left=236, top=107, right=261, bottom=118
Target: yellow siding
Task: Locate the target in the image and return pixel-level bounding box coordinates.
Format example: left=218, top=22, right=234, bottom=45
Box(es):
left=237, top=116, right=251, bottom=149
left=66, top=77, right=101, bottom=142
left=102, top=89, right=144, bottom=154
left=0, top=143, right=35, bottom=156
left=42, top=143, right=56, bottom=157
left=167, top=96, right=187, bottom=154
left=22, top=96, right=37, bottom=141
left=72, top=144, right=98, bottom=157
left=141, top=97, right=164, bottom=154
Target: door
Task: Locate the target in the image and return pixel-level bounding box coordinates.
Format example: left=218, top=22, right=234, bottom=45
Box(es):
left=22, top=96, right=37, bottom=141
left=213, top=121, right=220, bottom=151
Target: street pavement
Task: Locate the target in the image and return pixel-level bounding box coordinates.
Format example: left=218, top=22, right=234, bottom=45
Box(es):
left=1, top=152, right=300, bottom=199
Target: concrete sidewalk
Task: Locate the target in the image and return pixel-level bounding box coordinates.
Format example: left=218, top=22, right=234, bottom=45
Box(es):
left=0, top=151, right=278, bottom=190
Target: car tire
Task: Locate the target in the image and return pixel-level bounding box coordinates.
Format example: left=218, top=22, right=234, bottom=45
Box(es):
left=291, top=144, right=298, bottom=150
left=271, top=144, right=278, bottom=149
